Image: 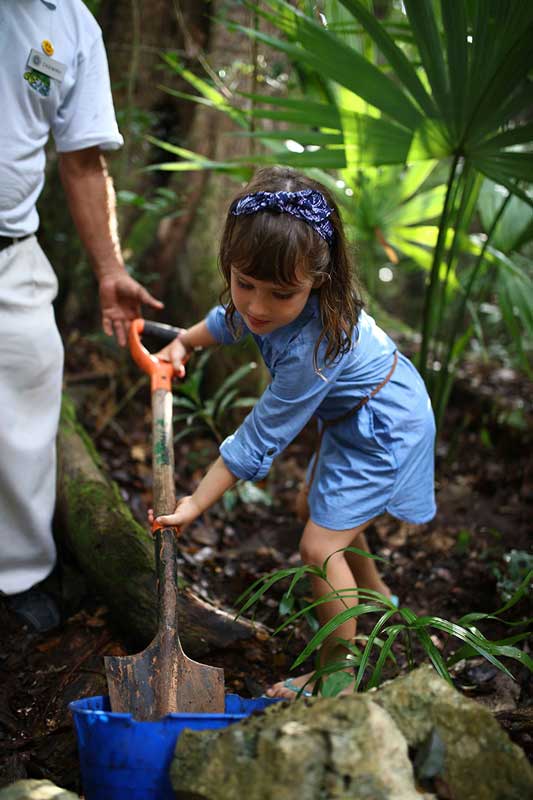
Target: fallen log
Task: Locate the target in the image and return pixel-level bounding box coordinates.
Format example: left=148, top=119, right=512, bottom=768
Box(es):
left=55, top=396, right=260, bottom=656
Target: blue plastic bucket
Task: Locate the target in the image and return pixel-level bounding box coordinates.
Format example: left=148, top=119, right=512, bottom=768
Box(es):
left=69, top=694, right=279, bottom=800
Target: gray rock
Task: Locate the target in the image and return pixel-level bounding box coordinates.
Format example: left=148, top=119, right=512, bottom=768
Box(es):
left=374, top=665, right=533, bottom=800
left=0, top=780, right=79, bottom=800
left=171, top=695, right=433, bottom=800
left=171, top=666, right=533, bottom=800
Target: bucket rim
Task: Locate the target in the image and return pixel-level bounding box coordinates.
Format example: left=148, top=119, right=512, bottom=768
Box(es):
left=68, top=694, right=272, bottom=722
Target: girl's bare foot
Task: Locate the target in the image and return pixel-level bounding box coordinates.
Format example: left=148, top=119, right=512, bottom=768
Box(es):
left=265, top=672, right=315, bottom=700
left=266, top=667, right=359, bottom=699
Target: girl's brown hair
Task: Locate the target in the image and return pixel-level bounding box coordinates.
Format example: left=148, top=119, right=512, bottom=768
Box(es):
left=219, top=166, right=363, bottom=369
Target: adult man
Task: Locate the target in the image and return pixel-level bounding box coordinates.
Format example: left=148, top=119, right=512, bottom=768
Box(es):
left=0, top=0, right=163, bottom=631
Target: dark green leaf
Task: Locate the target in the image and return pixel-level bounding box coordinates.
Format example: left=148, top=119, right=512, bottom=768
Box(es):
left=321, top=671, right=355, bottom=697
left=404, top=0, right=450, bottom=125
left=338, top=0, right=436, bottom=117
left=230, top=2, right=422, bottom=130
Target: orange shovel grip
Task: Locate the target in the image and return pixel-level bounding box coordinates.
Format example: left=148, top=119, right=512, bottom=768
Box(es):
left=128, top=318, right=182, bottom=391
left=150, top=519, right=180, bottom=537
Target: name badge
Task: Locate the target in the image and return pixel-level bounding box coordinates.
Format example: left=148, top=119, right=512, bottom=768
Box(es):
left=27, top=48, right=66, bottom=83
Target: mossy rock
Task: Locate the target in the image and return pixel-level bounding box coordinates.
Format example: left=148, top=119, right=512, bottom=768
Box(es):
left=171, top=695, right=432, bottom=800
left=0, top=780, right=78, bottom=800
left=375, top=665, right=533, bottom=800
left=171, top=666, right=533, bottom=800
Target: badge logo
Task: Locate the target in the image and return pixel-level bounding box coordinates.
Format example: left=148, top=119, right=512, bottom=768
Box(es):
left=24, top=69, right=51, bottom=97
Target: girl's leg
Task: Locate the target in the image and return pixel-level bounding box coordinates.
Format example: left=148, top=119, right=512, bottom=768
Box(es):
left=266, top=518, right=374, bottom=700
left=294, top=484, right=391, bottom=597
left=344, top=531, right=392, bottom=600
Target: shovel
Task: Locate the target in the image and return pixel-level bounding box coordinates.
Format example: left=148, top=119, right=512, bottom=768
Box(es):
left=104, top=319, right=225, bottom=721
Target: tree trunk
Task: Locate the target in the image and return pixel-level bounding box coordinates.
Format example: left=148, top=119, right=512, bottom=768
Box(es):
left=55, top=396, right=261, bottom=656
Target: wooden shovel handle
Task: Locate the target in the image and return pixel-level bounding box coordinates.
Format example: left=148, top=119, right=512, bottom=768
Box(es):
left=128, top=319, right=183, bottom=647
left=128, top=318, right=182, bottom=518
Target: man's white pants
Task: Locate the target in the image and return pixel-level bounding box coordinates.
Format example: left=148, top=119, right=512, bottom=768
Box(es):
left=0, top=236, right=64, bottom=594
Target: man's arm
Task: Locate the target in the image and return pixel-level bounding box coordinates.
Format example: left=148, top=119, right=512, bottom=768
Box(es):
left=58, top=147, right=163, bottom=345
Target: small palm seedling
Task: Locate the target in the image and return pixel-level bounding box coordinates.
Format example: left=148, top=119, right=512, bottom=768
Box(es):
left=173, top=350, right=258, bottom=444
left=237, top=553, right=533, bottom=697
left=174, top=352, right=274, bottom=508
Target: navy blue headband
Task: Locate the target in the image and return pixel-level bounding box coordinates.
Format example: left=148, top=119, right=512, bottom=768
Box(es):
left=231, top=189, right=335, bottom=246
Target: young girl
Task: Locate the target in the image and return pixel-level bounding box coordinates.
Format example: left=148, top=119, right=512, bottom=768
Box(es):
left=153, top=166, right=436, bottom=700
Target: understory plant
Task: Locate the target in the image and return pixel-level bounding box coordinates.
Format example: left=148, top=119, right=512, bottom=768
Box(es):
left=237, top=553, right=533, bottom=697
left=493, top=550, right=533, bottom=604
left=155, top=0, right=533, bottom=428
left=173, top=350, right=258, bottom=444
left=173, top=351, right=270, bottom=508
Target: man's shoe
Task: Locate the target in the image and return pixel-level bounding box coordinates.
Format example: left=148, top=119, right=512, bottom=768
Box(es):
left=4, top=587, right=61, bottom=633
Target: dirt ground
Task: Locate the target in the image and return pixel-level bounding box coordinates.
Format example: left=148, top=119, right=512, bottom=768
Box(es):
left=1, top=335, right=531, bottom=794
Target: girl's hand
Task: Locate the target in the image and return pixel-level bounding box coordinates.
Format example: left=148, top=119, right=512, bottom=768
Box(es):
left=155, top=334, right=190, bottom=378
left=148, top=495, right=202, bottom=535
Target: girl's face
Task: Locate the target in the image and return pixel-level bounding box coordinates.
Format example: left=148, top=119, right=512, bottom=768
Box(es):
left=231, top=267, right=314, bottom=335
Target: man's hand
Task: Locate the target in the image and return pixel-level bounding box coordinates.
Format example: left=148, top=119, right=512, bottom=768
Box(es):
left=58, top=148, right=164, bottom=347
left=99, top=272, right=163, bottom=347
left=148, top=496, right=202, bottom=535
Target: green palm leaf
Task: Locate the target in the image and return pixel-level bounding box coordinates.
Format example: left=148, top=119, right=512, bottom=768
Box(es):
left=403, top=0, right=450, bottom=124
left=338, top=0, right=435, bottom=117
left=232, top=1, right=422, bottom=129
left=478, top=181, right=533, bottom=252
left=390, top=186, right=447, bottom=226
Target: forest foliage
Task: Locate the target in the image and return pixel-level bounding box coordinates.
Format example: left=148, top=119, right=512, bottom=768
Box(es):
left=154, top=0, right=533, bottom=426
left=44, top=1, right=533, bottom=428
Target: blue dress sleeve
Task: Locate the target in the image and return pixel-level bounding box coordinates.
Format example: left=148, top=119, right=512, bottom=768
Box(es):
left=205, top=306, right=249, bottom=345
left=219, top=340, right=345, bottom=481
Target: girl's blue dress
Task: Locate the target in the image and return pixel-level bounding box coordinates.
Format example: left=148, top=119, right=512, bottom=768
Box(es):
left=206, top=295, right=436, bottom=530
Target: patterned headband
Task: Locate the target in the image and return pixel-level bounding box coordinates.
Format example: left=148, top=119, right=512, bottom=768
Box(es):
left=231, top=189, right=335, bottom=246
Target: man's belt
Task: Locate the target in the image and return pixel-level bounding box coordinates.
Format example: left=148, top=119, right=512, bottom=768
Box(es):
left=0, top=235, right=31, bottom=252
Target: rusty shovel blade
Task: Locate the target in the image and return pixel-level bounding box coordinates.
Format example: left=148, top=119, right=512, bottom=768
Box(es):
left=104, top=639, right=225, bottom=721
left=104, top=527, right=225, bottom=721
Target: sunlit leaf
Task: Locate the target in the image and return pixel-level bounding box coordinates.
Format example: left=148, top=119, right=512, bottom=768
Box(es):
left=232, top=1, right=422, bottom=129
left=338, top=0, right=436, bottom=117
left=390, top=186, right=447, bottom=226
left=478, top=181, right=533, bottom=252
left=399, top=160, right=438, bottom=200
left=160, top=55, right=245, bottom=125
left=408, top=118, right=452, bottom=160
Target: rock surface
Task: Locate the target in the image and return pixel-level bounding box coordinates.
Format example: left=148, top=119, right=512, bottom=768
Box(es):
left=375, top=665, right=533, bottom=800
left=171, top=694, right=432, bottom=800
left=171, top=666, right=533, bottom=800
left=0, top=780, right=79, bottom=800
